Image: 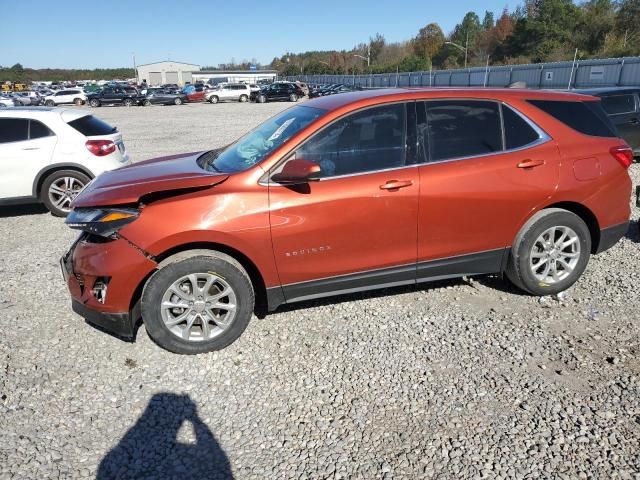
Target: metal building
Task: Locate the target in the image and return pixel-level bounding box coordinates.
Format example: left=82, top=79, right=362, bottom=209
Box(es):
left=136, top=61, right=201, bottom=86
left=192, top=70, right=278, bottom=85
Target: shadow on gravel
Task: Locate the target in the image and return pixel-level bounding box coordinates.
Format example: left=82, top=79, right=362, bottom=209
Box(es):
left=97, top=393, right=233, bottom=480
left=625, top=219, right=639, bottom=243
left=0, top=204, right=48, bottom=218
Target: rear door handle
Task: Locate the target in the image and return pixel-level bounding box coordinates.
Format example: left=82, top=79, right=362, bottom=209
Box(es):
left=517, top=159, right=545, bottom=168
left=380, top=180, right=413, bottom=190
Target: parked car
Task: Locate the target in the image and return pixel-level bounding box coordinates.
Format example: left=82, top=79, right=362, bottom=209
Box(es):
left=61, top=88, right=631, bottom=354
left=10, top=93, right=32, bottom=106
left=161, top=84, right=180, bottom=90
left=0, top=107, right=130, bottom=216
left=205, top=84, right=251, bottom=103
left=575, top=87, right=639, bottom=157
left=141, top=88, right=188, bottom=106
left=251, top=82, right=301, bottom=103
left=181, top=84, right=206, bottom=102
left=44, top=89, right=86, bottom=106
left=87, top=87, right=141, bottom=107
left=0, top=95, right=15, bottom=108
left=294, top=81, right=309, bottom=96
left=16, top=91, right=43, bottom=106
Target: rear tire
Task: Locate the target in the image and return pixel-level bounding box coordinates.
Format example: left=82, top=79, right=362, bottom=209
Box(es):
left=73, top=98, right=83, bottom=106
left=174, top=97, right=183, bottom=105
left=257, top=95, right=266, bottom=103
left=239, top=94, right=248, bottom=102
left=209, top=96, right=219, bottom=104
left=506, top=208, right=591, bottom=295
left=123, top=98, right=134, bottom=107
left=141, top=251, right=254, bottom=354
left=45, top=100, right=55, bottom=107
left=40, top=169, right=91, bottom=217
left=289, top=94, right=298, bottom=102
left=143, top=99, right=151, bottom=106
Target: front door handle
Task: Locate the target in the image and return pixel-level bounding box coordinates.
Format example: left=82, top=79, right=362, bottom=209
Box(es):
left=22, top=147, right=40, bottom=151
left=380, top=180, right=413, bottom=190
left=517, top=159, right=545, bottom=169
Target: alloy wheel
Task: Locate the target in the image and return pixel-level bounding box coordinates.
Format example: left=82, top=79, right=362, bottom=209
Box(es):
left=47, top=176, right=85, bottom=213
left=160, top=273, right=237, bottom=342
left=529, top=226, right=581, bottom=284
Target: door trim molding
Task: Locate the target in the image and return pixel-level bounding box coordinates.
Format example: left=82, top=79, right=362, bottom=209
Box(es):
left=266, top=247, right=509, bottom=310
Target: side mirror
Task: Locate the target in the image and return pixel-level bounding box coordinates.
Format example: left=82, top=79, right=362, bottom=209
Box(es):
left=271, top=159, right=322, bottom=184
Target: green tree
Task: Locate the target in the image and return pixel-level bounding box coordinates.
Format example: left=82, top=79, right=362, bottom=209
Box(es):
left=413, top=23, right=445, bottom=62
left=482, top=11, right=495, bottom=30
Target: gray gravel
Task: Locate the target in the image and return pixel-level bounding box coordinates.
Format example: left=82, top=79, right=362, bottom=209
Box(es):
left=1, top=102, right=639, bottom=479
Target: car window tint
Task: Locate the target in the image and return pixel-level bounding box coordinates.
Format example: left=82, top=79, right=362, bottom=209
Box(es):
left=424, top=100, right=502, bottom=161
left=296, top=103, right=406, bottom=177
left=601, top=94, right=636, bottom=115
left=502, top=104, right=541, bottom=150
left=67, top=115, right=116, bottom=136
left=0, top=118, right=29, bottom=143
left=528, top=100, right=617, bottom=137
left=29, top=120, right=54, bottom=139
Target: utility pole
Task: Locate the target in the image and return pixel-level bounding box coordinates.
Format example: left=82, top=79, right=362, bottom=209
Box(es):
left=483, top=55, right=490, bottom=87
left=465, top=31, right=469, bottom=69
left=132, top=53, right=137, bottom=83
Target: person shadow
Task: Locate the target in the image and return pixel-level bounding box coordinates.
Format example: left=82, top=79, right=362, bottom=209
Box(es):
left=97, top=393, right=233, bottom=480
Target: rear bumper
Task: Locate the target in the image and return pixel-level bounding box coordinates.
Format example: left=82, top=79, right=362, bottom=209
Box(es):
left=596, top=221, right=629, bottom=254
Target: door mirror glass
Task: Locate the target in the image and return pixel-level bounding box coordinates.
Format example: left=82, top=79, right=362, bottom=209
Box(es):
left=271, top=159, right=322, bottom=184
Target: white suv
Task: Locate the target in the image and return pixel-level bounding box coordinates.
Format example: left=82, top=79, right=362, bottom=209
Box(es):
left=205, top=84, right=251, bottom=103
left=0, top=107, right=130, bottom=216
left=44, top=89, right=86, bottom=106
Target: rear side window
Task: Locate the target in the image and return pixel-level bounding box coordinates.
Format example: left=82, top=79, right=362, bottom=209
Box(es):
left=600, top=94, right=636, bottom=115
left=29, top=120, right=54, bottom=139
left=502, top=105, right=541, bottom=150
left=528, top=100, right=617, bottom=137
left=424, top=100, right=502, bottom=161
left=0, top=118, right=29, bottom=143
left=67, top=115, right=116, bottom=136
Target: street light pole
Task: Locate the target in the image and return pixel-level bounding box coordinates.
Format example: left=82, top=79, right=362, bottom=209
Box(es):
left=445, top=36, right=468, bottom=69
left=132, top=53, right=137, bottom=84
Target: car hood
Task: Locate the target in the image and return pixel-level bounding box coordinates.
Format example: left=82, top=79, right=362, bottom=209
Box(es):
left=72, top=151, right=229, bottom=207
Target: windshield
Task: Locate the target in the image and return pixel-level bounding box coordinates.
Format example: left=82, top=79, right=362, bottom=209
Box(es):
left=200, top=105, right=326, bottom=173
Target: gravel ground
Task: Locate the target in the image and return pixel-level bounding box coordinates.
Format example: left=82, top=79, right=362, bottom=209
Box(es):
left=1, top=101, right=639, bottom=479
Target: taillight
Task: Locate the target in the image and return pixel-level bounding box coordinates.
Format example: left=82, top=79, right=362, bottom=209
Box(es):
left=85, top=139, right=116, bottom=157
left=610, top=145, right=633, bottom=169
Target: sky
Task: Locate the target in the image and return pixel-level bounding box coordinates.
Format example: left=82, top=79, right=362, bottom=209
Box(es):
left=0, top=0, right=514, bottom=69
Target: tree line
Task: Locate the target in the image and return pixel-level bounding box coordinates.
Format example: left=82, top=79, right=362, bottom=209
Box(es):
left=271, top=0, right=640, bottom=76
left=0, top=64, right=135, bottom=83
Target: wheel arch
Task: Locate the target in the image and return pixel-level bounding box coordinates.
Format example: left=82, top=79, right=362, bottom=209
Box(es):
left=537, top=201, right=601, bottom=254
left=32, top=163, right=94, bottom=197
left=130, top=241, right=272, bottom=319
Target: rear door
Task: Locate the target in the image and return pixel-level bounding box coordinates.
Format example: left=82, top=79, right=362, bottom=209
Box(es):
left=600, top=93, right=640, bottom=152
left=0, top=118, right=57, bottom=199
left=416, top=99, right=560, bottom=278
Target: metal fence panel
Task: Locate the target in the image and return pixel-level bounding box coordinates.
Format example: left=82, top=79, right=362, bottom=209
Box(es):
left=290, top=56, right=640, bottom=89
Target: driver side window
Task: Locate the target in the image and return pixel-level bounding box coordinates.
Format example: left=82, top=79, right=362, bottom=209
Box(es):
left=295, top=103, right=406, bottom=178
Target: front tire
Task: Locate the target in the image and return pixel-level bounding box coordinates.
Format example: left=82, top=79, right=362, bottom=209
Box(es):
left=506, top=209, right=591, bottom=295
left=289, top=93, right=298, bottom=102
left=239, top=94, right=248, bottom=102
left=141, top=251, right=254, bottom=354
left=143, top=99, right=151, bottom=106
left=174, top=97, right=183, bottom=105
left=209, top=95, right=219, bottom=104
left=45, top=100, right=55, bottom=107
left=257, top=95, right=266, bottom=103
left=40, top=169, right=91, bottom=217
left=73, top=98, right=83, bottom=106
left=89, top=99, right=100, bottom=107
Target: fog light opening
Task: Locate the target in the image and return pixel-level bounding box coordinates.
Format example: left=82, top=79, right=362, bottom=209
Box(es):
left=92, top=278, right=110, bottom=304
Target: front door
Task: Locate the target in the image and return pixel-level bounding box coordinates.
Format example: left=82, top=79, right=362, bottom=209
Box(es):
left=415, top=99, right=560, bottom=279
left=0, top=118, right=57, bottom=199
left=269, top=102, right=419, bottom=302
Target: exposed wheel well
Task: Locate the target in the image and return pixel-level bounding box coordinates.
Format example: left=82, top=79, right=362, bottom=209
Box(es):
left=542, top=202, right=600, bottom=253
left=130, top=242, right=268, bottom=318
left=34, top=166, right=94, bottom=197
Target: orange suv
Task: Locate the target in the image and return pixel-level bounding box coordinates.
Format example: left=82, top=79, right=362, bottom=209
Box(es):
left=62, top=88, right=633, bottom=354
